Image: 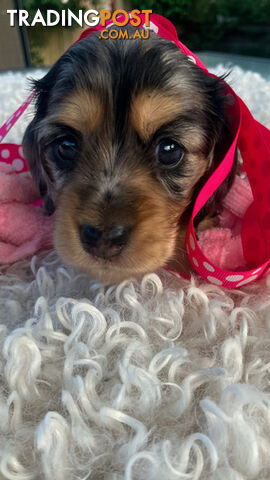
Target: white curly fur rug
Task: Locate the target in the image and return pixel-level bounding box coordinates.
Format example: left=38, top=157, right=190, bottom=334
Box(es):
left=0, top=65, right=270, bottom=480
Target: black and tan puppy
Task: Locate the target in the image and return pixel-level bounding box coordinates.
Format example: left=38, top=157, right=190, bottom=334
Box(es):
left=23, top=26, right=236, bottom=284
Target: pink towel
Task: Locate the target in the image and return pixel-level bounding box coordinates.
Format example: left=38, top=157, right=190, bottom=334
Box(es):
left=198, top=175, right=252, bottom=270
left=0, top=165, right=53, bottom=264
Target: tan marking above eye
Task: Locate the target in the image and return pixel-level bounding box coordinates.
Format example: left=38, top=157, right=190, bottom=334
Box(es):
left=130, top=91, right=183, bottom=142
left=49, top=89, right=103, bottom=133
left=130, top=90, right=206, bottom=152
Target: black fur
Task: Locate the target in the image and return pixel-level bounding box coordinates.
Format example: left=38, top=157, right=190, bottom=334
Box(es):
left=23, top=26, right=236, bottom=221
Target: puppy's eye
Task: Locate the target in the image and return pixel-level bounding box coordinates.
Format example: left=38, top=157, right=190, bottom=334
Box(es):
left=156, top=139, right=184, bottom=167
left=57, top=139, right=78, bottom=162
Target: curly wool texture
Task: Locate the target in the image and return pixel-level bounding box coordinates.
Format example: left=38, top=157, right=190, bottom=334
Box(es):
left=0, top=252, right=270, bottom=480
left=0, top=67, right=270, bottom=479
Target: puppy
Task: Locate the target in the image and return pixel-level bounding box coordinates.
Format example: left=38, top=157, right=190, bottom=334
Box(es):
left=23, top=26, right=236, bottom=284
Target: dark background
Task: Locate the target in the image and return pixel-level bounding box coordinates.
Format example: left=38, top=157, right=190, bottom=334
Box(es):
left=23, top=0, right=270, bottom=58
left=1, top=0, right=269, bottom=69
left=133, top=0, right=270, bottom=58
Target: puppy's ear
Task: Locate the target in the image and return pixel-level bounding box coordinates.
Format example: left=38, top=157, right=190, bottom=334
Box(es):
left=23, top=69, right=60, bottom=216
left=184, top=72, right=238, bottom=226
left=23, top=119, right=55, bottom=216
left=203, top=76, right=238, bottom=219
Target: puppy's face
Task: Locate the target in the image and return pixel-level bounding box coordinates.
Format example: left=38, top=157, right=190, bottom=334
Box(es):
left=23, top=28, right=231, bottom=284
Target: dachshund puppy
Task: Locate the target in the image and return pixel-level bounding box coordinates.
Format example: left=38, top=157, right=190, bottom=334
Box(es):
left=23, top=26, right=236, bottom=284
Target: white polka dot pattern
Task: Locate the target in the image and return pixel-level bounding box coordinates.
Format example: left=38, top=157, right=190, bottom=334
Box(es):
left=236, top=275, right=258, bottom=287
left=0, top=143, right=28, bottom=174
left=207, top=276, right=223, bottom=285
left=18, top=146, right=24, bottom=158
left=189, top=234, right=195, bottom=251
left=12, top=158, right=24, bottom=172
left=1, top=149, right=10, bottom=159
left=252, top=268, right=262, bottom=275
left=185, top=221, right=267, bottom=289
left=203, top=262, right=215, bottom=272
left=192, top=257, right=199, bottom=267
left=225, top=274, right=244, bottom=282
left=7, top=115, right=14, bottom=125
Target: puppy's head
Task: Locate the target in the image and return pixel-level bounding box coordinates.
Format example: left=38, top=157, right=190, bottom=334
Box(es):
left=23, top=27, right=233, bottom=284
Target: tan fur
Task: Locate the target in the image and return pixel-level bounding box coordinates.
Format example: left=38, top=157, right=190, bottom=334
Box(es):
left=130, top=91, right=183, bottom=142
left=130, top=90, right=206, bottom=151
left=51, top=90, right=213, bottom=285
left=54, top=165, right=188, bottom=284
left=49, top=90, right=103, bottom=133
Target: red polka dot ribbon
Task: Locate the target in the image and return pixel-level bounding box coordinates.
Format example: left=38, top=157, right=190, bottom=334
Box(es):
left=0, top=14, right=269, bottom=288
left=0, top=92, right=34, bottom=173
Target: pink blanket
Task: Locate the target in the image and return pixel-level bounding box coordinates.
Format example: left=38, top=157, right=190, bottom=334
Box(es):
left=0, top=161, right=53, bottom=264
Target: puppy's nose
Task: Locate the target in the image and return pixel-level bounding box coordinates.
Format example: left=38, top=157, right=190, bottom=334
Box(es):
left=80, top=225, right=102, bottom=245
left=80, top=224, right=131, bottom=259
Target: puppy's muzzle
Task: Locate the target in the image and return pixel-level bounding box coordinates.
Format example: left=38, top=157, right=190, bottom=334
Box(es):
left=80, top=224, right=132, bottom=260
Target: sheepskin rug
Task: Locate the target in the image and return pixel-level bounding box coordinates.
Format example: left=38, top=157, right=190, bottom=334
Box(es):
left=0, top=65, right=270, bottom=480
